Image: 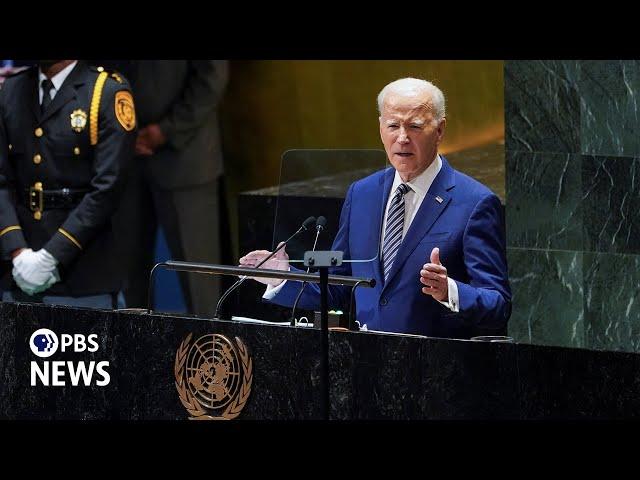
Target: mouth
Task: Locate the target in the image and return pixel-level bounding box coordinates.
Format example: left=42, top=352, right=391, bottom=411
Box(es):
left=394, top=152, right=414, bottom=157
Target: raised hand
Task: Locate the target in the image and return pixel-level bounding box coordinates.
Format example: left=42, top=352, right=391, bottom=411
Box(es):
left=419, top=247, right=448, bottom=302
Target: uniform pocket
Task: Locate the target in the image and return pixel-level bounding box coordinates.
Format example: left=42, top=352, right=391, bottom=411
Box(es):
left=51, top=130, right=90, bottom=158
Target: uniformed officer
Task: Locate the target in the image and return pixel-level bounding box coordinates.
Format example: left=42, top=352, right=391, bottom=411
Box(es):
left=0, top=60, right=136, bottom=308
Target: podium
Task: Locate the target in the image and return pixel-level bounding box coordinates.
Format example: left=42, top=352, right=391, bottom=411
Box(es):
left=0, top=303, right=640, bottom=421
left=2, top=301, right=640, bottom=420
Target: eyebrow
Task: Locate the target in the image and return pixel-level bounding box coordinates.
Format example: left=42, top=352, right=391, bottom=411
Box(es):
left=382, top=118, right=426, bottom=125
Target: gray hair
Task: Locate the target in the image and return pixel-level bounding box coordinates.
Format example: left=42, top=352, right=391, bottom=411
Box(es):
left=377, top=78, right=446, bottom=122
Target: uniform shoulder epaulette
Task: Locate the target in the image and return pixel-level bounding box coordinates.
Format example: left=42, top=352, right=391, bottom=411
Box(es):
left=110, top=71, right=124, bottom=84
left=89, top=66, right=125, bottom=85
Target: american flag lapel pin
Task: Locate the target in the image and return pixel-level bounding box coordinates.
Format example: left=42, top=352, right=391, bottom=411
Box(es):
left=435, top=195, right=444, bottom=204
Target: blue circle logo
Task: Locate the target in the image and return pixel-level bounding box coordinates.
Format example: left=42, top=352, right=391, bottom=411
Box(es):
left=30, top=328, right=59, bottom=358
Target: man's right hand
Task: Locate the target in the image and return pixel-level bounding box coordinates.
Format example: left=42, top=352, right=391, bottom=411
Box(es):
left=238, top=243, right=289, bottom=286
left=12, top=248, right=60, bottom=295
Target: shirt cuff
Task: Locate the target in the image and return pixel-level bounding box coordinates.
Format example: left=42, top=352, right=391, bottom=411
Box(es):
left=438, top=277, right=460, bottom=312
left=262, top=279, right=287, bottom=300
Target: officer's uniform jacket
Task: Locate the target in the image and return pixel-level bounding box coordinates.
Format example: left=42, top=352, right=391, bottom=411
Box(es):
left=0, top=61, right=136, bottom=295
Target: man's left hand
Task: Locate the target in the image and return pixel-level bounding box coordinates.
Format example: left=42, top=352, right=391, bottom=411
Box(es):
left=420, top=247, right=448, bottom=302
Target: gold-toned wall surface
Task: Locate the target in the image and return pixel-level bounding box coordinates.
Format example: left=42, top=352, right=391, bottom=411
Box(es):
left=220, top=60, right=504, bottom=257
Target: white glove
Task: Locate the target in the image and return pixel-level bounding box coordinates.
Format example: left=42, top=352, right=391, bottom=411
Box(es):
left=12, top=248, right=60, bottom=295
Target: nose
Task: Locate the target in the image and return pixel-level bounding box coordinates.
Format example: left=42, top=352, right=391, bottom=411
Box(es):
left=397, top=128, right=409, bottom=144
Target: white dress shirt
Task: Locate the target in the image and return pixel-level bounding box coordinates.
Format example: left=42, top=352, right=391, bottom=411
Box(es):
left=38, top=61, right=78, bottom=104
left=381, top=154, right=441, bottom=242
left=264, top=154, right=459, bottom=313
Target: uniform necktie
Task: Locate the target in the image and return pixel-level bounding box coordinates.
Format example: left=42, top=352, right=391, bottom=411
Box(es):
left=40, top=78, right=54, bottom=113
left=382, top=183, right=411, bottom=281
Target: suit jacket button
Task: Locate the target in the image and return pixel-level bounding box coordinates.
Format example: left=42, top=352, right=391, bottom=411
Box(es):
left=34, top=127, right=43, bottom=137
left=380, top=298, right=388, bottom=306
left=33, top=154, right=42, bottom=164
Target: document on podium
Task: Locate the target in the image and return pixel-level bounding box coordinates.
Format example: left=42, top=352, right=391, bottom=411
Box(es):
left=360, top=324, right=427, bottom=339
left=231, top=316, right=315, bottom=327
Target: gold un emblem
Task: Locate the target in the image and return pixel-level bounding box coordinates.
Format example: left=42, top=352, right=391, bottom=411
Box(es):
left=175, top=333, right=253, bottom=420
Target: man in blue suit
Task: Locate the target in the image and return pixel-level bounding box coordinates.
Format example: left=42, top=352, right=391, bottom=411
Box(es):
left=240, top=78, right=511, bottom=338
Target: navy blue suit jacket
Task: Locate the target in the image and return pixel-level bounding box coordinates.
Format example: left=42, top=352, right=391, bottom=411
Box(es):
left=269, top=156, right=511, bottom=338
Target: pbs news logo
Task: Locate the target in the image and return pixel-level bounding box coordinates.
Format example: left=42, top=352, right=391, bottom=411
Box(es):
left=29, top=328, right=110, bottom=387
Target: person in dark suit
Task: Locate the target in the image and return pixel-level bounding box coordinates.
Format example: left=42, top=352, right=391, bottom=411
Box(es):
left=104, top=60, right=229, bottom=316
left=239, top=77, right=511, bottom=338
left=0, top=60, right=136, bottom=308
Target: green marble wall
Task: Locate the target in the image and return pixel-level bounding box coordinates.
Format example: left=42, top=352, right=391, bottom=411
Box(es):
left=506, top=60, right=640, bottom=352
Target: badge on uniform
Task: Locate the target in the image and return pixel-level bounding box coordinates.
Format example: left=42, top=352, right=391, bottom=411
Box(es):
left=435, top=195, right=444, bottom=204
left=70, top=109, right=88, bottom=133
left=115, top=91, right=136, bottom=131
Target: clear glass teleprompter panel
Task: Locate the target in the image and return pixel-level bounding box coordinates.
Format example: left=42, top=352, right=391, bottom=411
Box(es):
left=272, top=149, right=388, bottom=265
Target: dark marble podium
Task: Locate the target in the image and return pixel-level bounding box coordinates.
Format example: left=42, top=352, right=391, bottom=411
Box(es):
left=1, top=302, right=639, bottom=420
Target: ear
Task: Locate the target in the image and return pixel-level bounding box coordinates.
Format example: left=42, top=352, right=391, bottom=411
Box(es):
left=436, top=118, right=446, bottom=144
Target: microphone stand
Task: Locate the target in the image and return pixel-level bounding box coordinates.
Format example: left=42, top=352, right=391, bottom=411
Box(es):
left=290, top=225, right=322, bottom=326
left=147, top=261, right=375, bottom=314
left=303, top=250, right=344, bottom=420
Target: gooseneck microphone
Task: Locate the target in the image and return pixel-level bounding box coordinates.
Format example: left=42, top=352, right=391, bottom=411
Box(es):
left=290, top=216, right=327, bottom=326
left=315, top=215, right=327, bottom=232
left=214, top=216, right=316, bottom=319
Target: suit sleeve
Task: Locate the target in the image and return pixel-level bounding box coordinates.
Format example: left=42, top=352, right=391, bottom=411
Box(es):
left=269, top=184, right=354, bottom=311
left=158, top=60, right=229, bottom=150
left=0, top=85, right=28, bottom=259
left=43, top=79, right=136, bottom=266
left=455, top=193, right=512, bottom=330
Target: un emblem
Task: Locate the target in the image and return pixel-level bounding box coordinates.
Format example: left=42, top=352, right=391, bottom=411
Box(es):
left=175, top=333, right=252, bottom=420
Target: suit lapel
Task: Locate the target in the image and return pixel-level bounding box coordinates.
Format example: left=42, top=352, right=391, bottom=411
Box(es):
left=40, top=62, right=86, bottom=123
left=383, top=157, right=456, bottom=288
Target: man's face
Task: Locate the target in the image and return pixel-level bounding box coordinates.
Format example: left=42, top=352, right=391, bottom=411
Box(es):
left=379, top=91, right=446, bottom=182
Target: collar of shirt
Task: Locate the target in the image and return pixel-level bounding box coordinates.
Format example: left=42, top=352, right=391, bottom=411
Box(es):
left=38, top=60, right=78, bottom=102
left=381, top=154, right=443, bottom=243
left=394, top=153, right=442, bottom=201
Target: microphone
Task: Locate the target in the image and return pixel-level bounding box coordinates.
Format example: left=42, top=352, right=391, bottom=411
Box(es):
left=315, top=215, right=327, bottom=232
left=215, top=216, right=316, bottom=319
left=290, top=216, right=327, bottom=326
